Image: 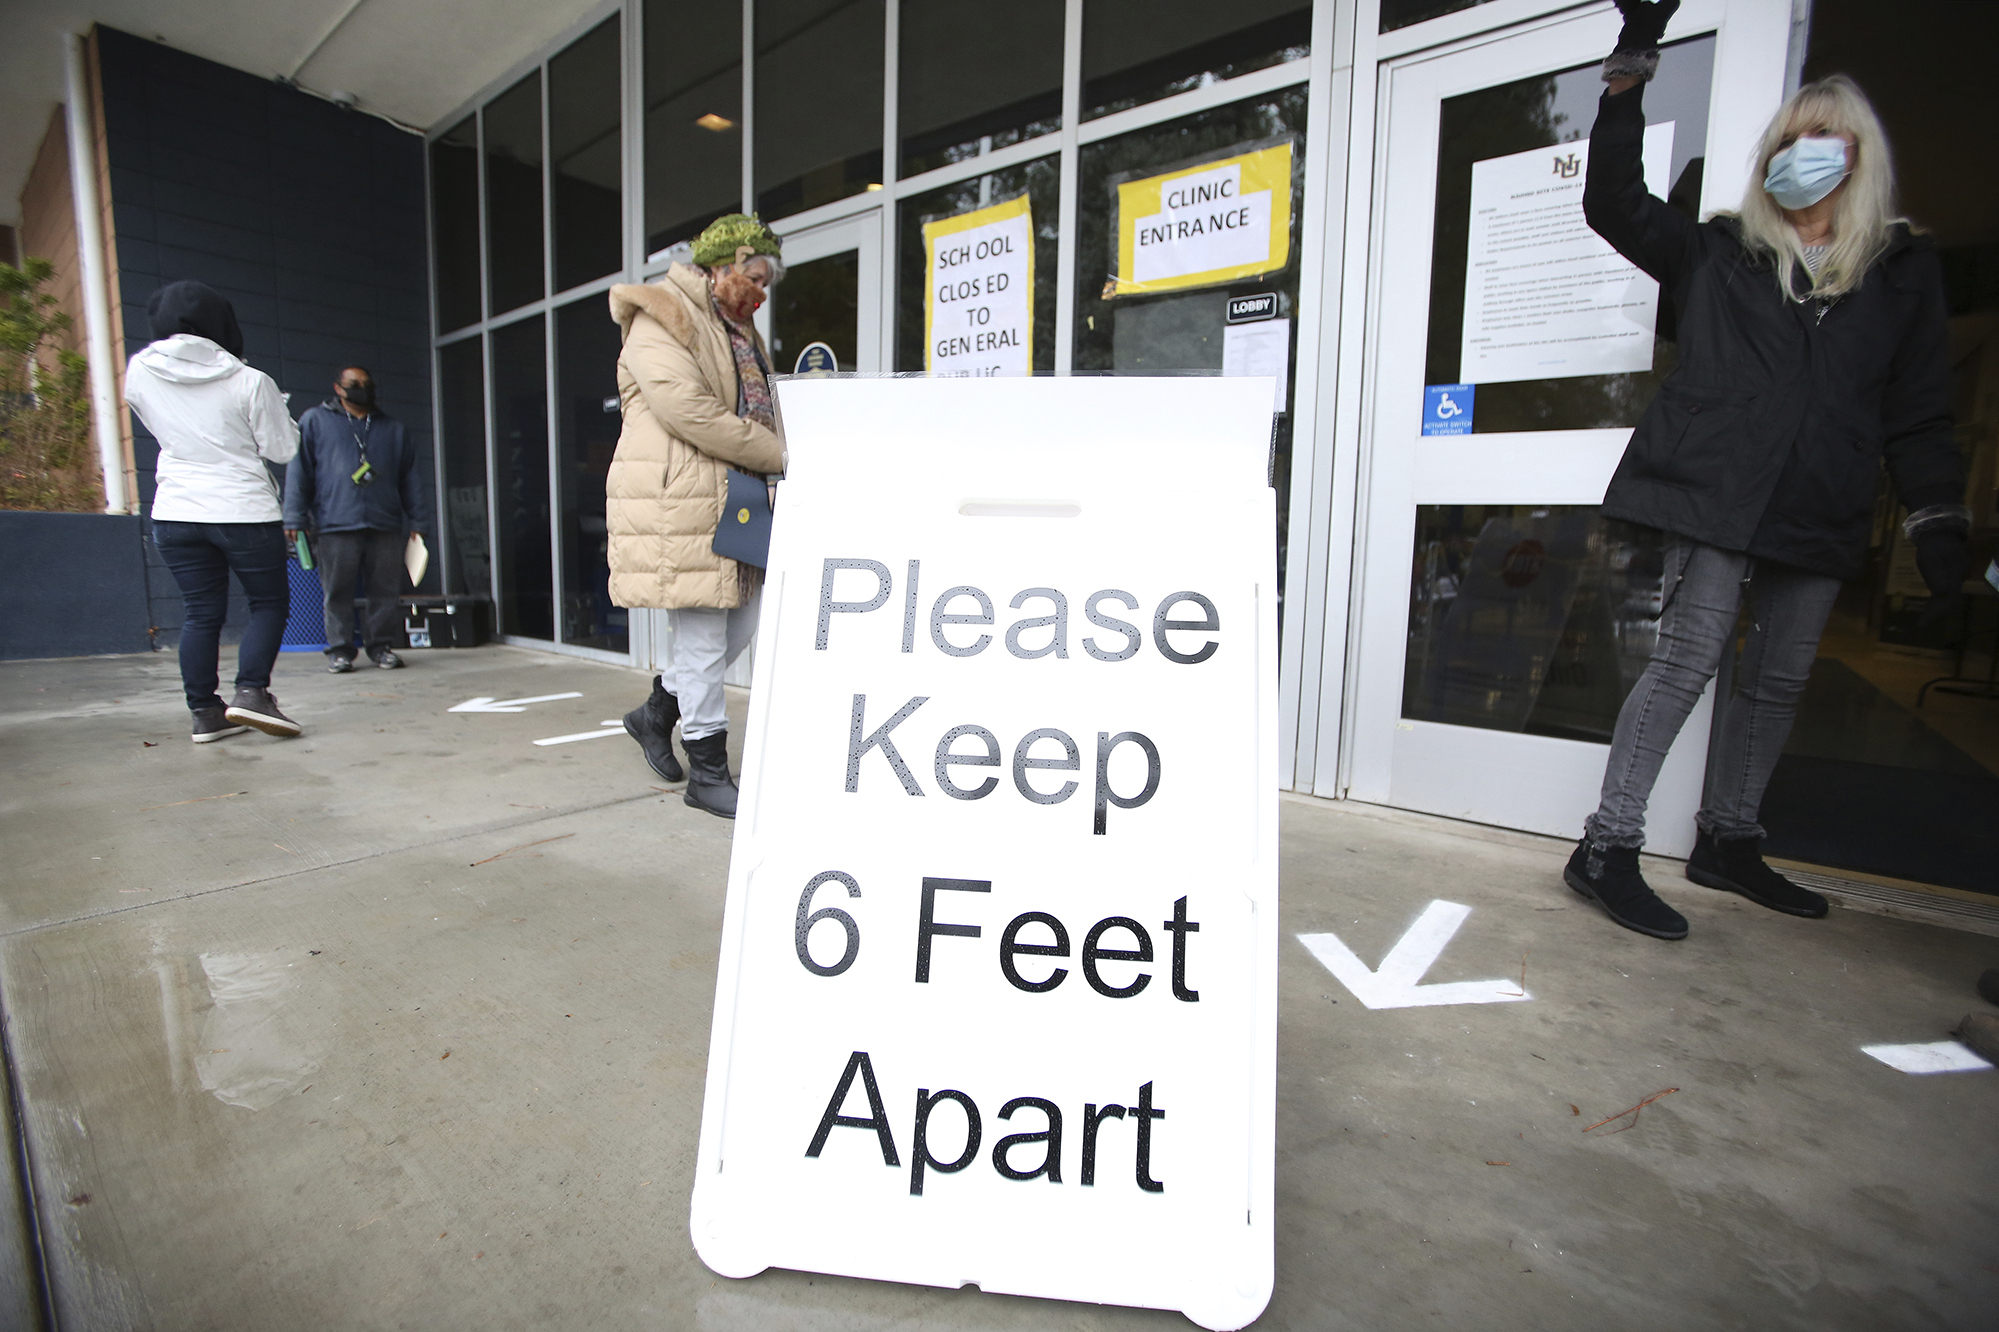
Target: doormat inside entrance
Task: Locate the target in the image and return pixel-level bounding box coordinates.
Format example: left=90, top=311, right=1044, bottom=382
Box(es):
left=1760, top=659, right=1998, bottom=896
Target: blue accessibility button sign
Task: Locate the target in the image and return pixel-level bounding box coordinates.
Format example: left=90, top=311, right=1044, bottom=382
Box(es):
left=1422, top=383, right=1474, bottom=436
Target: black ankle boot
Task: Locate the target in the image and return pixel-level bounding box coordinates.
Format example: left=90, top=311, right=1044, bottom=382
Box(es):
left=1686, top=828, right=1828, bottom=918
left=622, top=680, right=684, bottom=783
left=1564, top=838, right=1688, bottom=940
left=681, top=731, right=738, bottom=819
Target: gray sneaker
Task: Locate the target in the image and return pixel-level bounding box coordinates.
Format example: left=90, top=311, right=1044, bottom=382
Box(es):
left=369, top=647, right=404, bottom=669
left=191, top=706, right=249, bottom=744
left=224, top=686, right=302, bottom=737
left=326, top=652, right=355, bottom=674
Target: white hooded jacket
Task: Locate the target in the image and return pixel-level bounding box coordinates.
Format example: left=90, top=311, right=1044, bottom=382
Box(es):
left=125, top=334, right=300, bottom=523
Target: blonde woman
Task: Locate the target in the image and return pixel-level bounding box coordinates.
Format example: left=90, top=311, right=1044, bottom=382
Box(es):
left=1563, top=0, right=1968, bottom=940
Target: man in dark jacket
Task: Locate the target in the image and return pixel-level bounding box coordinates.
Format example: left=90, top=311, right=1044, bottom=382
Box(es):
left=283, top=367, right=433, bottom=671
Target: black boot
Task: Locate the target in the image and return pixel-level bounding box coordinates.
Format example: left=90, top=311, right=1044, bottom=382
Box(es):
left=681, top=731, right=738, bottom=819
left=622, top=679, right=684, bottom=783
left=1685, top=828, right=1828, bottom=918
left=1564, top=838, right=1688, bottom=940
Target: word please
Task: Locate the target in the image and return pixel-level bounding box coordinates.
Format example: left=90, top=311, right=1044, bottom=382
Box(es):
left=807, top=1051, right=1169, bottom=1196
left=817, top=558, right=1221, bottom=664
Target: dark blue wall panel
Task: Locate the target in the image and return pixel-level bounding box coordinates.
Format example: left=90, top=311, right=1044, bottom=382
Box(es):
left=97, top=27, right=435, bottom=646
left=0, top=514, right=153, bottom=660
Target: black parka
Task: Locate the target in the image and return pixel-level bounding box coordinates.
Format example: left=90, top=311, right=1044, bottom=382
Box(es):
left=1584, top=85, right=1961, bottom=579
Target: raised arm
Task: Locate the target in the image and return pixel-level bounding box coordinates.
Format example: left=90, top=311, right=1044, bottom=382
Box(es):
left=1581, top=0, right=1699, bottom=288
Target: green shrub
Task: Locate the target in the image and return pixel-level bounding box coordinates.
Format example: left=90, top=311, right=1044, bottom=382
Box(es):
left=1, top=258, right=101, bottom=512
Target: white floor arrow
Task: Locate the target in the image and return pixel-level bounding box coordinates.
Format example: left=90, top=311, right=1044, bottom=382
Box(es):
left=534, top=721, right=627, bottom=747
left=448, top=692, right=584, bottom=714
left=1297, top=900, right=1531, bottom=1010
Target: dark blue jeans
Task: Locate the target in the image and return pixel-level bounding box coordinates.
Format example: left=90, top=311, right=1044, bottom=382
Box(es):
left=153, top=521, right=290, bottom=712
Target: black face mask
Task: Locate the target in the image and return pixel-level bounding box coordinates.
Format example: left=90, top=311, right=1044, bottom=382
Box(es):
left=340, top=382, right=376, bottom=409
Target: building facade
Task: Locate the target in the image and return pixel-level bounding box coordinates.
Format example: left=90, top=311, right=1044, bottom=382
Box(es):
left=420, top=0, right=1806, bottom=854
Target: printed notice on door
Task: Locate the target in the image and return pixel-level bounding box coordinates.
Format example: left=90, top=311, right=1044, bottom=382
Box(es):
left=1460, top=123, right=1674, bottom=384
left=924, top=193, right=1033, bottom=377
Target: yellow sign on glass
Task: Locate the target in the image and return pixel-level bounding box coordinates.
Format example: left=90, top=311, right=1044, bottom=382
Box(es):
left=1111, top=141, right=1293, bottom=298
left=923, top=193, right=1033, bottom=377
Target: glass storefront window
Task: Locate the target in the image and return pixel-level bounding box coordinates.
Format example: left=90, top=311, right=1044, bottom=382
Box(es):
left=554, top=299, right=628, bottom=653
left=1422, top=37, right=1715, bottom=433
left=1402, top=505, right=1664, bottom=743
left=645, top=0, right=742, bottom=259
left=898, top=0, right=1062, bottom=179
left=755, top=0, right=884, bottom=220
left=431, top=117, right=481, bottom=332
left=771, top=249, right=861, bottom=371
left=550, top=18, right=623, bottom=293
left=1073, top=93, right=1306, bottom=584
left=437, top=338, right=491, bottom=600
left=1081, top=0, right=1309, bottom=122
left=491, top=316, right=554, bottom=639
left=1380, top=0, right=1497, bottom=32
left=896, top=158, right=1060, bottom=375
left=485, top=71, right=546, bottom=317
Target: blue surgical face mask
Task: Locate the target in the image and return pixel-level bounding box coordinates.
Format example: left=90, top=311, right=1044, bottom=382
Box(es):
left=1763, top=136, right=1850, bottom=210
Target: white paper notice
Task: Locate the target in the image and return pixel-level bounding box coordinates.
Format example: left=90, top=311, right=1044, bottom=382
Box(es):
left=1460, top=123, right=1674, bottom=384
left=927, top=195, right=1033, bottom=378
left=1131, top=161, right=1274, bottom=287
left=1222, top=319, right=1289, bottom=412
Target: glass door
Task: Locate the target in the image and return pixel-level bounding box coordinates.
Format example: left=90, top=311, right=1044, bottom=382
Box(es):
left=1344, top=0, right=1786, bottom=855
left=762, top=211, right=884, bottom=375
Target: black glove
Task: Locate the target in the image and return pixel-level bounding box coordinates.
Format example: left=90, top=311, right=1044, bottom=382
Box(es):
left=1613, top=0, right=1680, bottom=53
left=1915, top=529, right=1970, bottom=629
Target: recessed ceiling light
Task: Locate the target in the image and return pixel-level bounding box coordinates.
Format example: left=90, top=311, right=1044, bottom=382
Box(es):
left=695, top=113, right=735, bottom=132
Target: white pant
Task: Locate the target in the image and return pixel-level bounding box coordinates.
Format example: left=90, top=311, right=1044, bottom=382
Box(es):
left=664, top=590, right=759, bottom=742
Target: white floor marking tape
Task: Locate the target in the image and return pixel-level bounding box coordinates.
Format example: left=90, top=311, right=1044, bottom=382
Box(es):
left=449, top=691, right=584, bottom=713
left=1861, top=1041, right=1994, bottom=1074
left=533, top=722, right=626, bottom=747
left=1296, top=900, right=1532, bottom=1010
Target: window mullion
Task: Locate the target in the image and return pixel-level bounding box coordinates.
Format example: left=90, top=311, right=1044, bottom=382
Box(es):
left=1052, top=0, right=1084, bottom=375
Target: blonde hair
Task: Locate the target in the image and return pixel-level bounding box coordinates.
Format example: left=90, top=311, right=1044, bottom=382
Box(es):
left=1730, top=75, right=1903, bottom=300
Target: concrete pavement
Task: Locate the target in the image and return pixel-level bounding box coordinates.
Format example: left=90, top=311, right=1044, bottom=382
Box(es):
left=0, top=645, right=1993, bottom=1330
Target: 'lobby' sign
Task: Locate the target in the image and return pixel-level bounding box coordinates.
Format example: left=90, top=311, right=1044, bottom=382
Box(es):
left=690, top=377, right=1279, bottom=1331
left=1110, top=140, right=1294, bottom=297
left=923, top=193, right=1033, bottom=377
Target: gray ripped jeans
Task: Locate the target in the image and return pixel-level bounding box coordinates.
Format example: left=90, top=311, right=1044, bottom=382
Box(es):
left=1586, top=538, right=1841, bottom=848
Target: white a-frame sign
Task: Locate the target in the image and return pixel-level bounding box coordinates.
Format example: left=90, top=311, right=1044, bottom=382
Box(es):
left=691, top=376, right=1278, bottom=1330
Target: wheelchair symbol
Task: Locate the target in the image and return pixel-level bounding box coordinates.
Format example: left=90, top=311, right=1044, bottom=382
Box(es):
left=1433, top=393, right=1464, bottom=420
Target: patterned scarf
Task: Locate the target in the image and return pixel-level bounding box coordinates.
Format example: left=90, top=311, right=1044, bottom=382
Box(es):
left=715, top=301, right=773, bottom=601
left=719, top=309, right=776, bottom=433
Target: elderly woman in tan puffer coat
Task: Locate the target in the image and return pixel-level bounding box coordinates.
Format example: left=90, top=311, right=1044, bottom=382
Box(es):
left=608, top=214, right=785, bottom=819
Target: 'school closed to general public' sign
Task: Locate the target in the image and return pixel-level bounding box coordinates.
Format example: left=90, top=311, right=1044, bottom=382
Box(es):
left=689, top=377, right=1280, bottom=1330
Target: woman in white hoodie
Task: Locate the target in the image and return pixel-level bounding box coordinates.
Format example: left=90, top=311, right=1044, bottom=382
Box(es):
left=125, top=281, right=303, bottom=741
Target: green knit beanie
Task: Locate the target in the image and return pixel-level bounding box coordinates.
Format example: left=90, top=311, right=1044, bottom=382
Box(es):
left=691, top=213, right=782, bottom=268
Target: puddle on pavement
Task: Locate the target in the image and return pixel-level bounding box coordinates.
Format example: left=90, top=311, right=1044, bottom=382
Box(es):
left=186, top=952, right=335, bottom=1110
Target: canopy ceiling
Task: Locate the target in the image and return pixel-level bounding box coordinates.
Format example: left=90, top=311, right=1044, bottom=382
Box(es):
left=0, top=0, right=606, bottom=225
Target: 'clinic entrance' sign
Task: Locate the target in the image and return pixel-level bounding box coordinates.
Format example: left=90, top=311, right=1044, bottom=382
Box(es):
left=1110, top=139, right=1294, bottom=298
left=691, top=377, right=1278, bottom=1329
